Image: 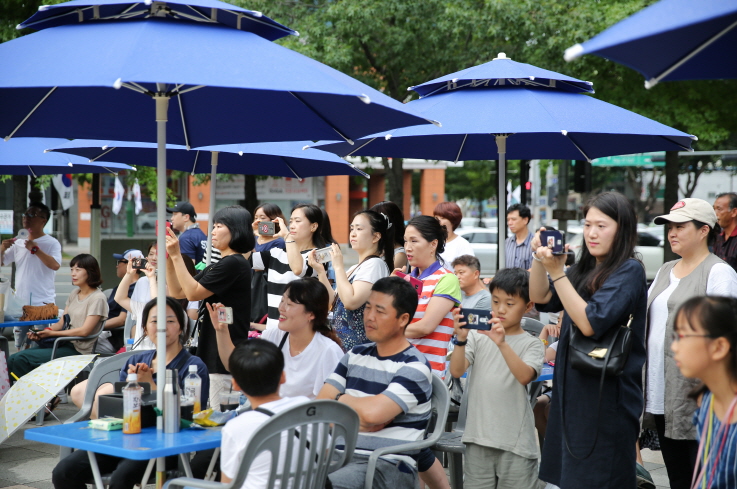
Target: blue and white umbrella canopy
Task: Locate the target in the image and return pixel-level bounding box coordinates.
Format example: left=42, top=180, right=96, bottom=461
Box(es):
left=564, top=0, right=737, bottom=88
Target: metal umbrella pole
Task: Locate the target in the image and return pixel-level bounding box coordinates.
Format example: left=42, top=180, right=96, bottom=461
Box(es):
left=495, top=135, right=508, bottom=271
left=205, top=151, right=218, bottom=265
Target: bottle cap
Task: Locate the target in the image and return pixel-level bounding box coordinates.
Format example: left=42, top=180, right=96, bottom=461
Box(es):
left=189, top=365, right=197, bottom=373
left=16, top=229, right=29, bottom=240
left=126, top=373, right=138, bottom=382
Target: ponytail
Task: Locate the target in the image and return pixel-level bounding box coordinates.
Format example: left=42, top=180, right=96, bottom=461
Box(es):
left=355, top=209, right=394, bottom=272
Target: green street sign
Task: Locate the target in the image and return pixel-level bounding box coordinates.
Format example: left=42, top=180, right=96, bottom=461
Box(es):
left=591, top=152, right=664, bottom=167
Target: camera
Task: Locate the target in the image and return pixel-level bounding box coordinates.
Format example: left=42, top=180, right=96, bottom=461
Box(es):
left=258, top=221, right=275, bottom=236
left=217, top=306, right=233, bottom=325
left=540, top=229, right=569, bottom=255
left=131, top=258, right=148, bottom=270
left=314, top=246, right=332, bottom=264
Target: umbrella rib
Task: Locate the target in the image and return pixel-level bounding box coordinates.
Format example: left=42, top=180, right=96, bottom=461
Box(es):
left=344, top=137, right=377, bottom=158
left=348, top=163, right=370, bottom=178
left=288, top=92, right=354, bottom=145
left=454, top=134, right=469, bottom=164
left=4, top=87, right=56, bottom=141
left=19, top=6, right=95, bottom=29
left=658, top=135, right=694, bottom=152
left=177, top=85, right=206, bottom=95
left=89, top=147, right=117, bottom=162
left=645, top=18, right=737, bottom=89
left=562, top=132, right=592, bottom=162
left=191, top=150, right=201, bottom=175
left=121, top=82, right=151, bottom=95
left=176, top=94, right=191, bottom=150
left=226, top=9, right=297, bottom=36
left=26, top=166, right=38, bottom=178
left=279, top=156, right=303, bottom=181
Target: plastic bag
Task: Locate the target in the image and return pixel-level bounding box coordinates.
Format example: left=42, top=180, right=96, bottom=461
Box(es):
left=4, top=290, right=25, bottom=320
left=192, top=407, right=237, bottom=427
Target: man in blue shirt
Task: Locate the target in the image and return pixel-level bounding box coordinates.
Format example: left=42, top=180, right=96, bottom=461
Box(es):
left=168, top=201, right=207, bottom=263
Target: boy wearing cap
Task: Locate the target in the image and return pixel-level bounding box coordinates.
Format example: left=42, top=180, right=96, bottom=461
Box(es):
left=169, top=202, right=207, bottom=263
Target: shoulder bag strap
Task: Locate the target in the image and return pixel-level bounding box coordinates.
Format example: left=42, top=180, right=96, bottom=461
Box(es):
left=331, top=255, right=381, bottom=311
left=278, top=331, right=289, bottom=350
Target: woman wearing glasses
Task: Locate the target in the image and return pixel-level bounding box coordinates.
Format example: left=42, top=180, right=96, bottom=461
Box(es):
left=644, top=198, right=737, bottom=489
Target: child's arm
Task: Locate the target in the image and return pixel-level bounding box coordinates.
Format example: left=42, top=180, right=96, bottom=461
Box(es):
left=482, top=319, right=537, bottom=385
left=449, top=308, right=470, bottom=378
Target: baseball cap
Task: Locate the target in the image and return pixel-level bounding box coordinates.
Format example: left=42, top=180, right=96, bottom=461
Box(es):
left=112, top=249, right=144, bottom=261
left=654, top=198, right=717, bottom=228
left=167, top=202, right=197, bottom=218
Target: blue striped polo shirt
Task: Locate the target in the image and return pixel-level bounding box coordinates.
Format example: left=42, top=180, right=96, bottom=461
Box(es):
left=693, top=390, right=737, bottom=489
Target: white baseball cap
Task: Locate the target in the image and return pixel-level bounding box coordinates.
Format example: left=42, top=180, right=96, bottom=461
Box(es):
left=654, top=198, right=717, bottom=228
left=112, top=249, right=144, bottom=261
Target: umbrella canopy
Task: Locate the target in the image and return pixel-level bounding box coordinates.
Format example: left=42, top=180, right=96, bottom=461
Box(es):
left=0, top=138, right=134, bottom=176
left=316, top=54, right=696, bottom=268
left=564, top=0, right=737, bottom=88
left=19, top=0, right=296, bottom=41
left=0, top=355, right=96, bottom=444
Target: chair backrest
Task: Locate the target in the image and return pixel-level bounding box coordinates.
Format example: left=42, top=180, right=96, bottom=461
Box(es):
left=123, top=312, right=135, bottom=343
left=51, top=318, right=108, bottom=359
left=227, top=400, right=359, bottom=489
left=65, top=350, right=139, bottom=424
left=521, top=317, right=545, bottom=337
left=455, top=366, right=472, bottom=432
left=426, top=375, right=451, bottom=445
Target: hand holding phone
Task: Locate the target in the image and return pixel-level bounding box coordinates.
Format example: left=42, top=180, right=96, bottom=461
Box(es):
left=258, top=221, right=275, bottom=236
left=217, top=306, right=233, bottom=325
left=395, top=271, right=423, bottom=298
left=314, top=246, right=333, bottom=264
left=459, top=307, right=491, bottom=331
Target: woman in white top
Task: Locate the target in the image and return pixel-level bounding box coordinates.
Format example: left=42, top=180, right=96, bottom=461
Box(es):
left=434, top=201, right=474, bottom=270
left=114, top=242, right=158, bottom=350
left=371, top=201, right=407, bottom=271
left=645, top=198, right=737, bottom=489
left=207, top=277, right=344, bottom=399
left=315, top=210, right=393, bottom=351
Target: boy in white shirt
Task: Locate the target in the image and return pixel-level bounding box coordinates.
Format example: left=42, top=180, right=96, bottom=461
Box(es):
left=449, top=268, right=545, bottom=489
left=220, top=338, right=309, bottom=489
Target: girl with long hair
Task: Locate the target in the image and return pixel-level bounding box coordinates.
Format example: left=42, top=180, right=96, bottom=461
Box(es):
left=530, top=192, right=648, bottom=489
left=314, top=210, right=394, bottom=350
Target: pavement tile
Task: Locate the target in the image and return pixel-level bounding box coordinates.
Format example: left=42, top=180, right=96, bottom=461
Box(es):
left=0, top=455, right=57, bottom=484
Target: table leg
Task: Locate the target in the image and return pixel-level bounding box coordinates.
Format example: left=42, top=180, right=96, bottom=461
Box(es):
left=87, top=451, right=105, bottom=489
left=140, top=458, right=156, bottom=488
left=179, top=453, right=193, bottom=478
left=206, top=447, right=220, bottom=480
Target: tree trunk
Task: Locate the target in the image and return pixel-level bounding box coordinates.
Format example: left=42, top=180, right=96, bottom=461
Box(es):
left=664, top=150, right=679, bottom=262
left=382, top=157, right=404, bottom=206
left=242, top=175, right=259, bottom=215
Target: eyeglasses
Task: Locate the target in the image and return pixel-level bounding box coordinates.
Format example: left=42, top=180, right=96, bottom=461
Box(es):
left=117, top=259, right=128, bottom=265
left=671, top=331, right=717, bottom=343
left=23, top=212, right=41, bottom=219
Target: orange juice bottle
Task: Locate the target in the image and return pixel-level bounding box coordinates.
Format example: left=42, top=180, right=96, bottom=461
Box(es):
left=122, top=373, right=142, bottom=434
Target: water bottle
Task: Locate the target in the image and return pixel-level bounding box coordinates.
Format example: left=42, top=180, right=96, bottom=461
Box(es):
left=122, top=373, right=142, bottom=434
left=184, top=365, right=202, bottom=414
left=125, top=338, right=135, bottom=352
left=163, top=369, right=180, bottom=433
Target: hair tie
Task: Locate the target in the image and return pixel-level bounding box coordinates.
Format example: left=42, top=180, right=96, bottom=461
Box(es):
left=380, top=212, right=392, bottom=229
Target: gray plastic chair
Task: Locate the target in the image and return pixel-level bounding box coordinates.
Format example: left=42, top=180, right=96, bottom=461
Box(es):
left=123, top=312, right=134, bottom=343
left=521, top=317, right=545, bottom=337
left=432, top=367, right=471, bottom=489
left=363, top=374, right=450, bottom=489
left=164, top=400, right=360, bottom=489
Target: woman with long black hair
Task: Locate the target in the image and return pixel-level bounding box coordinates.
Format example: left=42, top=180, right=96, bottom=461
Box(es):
left=530, top=192, right=648, bottom=489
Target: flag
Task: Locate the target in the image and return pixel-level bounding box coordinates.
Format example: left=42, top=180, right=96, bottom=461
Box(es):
left=132, top=181, right=142, bottom=215
left=112, top=177, right=125, bottom=215
left=52, top=174, right=74, bottom=210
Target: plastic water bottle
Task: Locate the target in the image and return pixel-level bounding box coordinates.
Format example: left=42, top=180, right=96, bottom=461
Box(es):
left=122, top=373, right=142, bottom=434
left=184, top=365, right=202, bottom=414
left=125, top=338, right=135, bottom=352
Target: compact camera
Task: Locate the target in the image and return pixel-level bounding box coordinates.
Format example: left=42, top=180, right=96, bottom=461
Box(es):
left=314, top=247, right=333, bottom=264
left=258, top=221, right=275, bottom=236
left=131, top=258, right=148, bottom=270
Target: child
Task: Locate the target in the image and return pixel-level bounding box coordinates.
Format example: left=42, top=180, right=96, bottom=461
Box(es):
left=220, top=338, right=310, bottom=489
left=449, top=267, right=545, bottom=489
left=672, top=296, right=737, bottom=489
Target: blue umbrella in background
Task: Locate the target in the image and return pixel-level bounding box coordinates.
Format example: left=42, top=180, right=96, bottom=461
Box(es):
left=48, top=138, right=367, bottom=262
left=315, top=54, right=696, bottom=269
left=564, top=0, right=737, bottom=88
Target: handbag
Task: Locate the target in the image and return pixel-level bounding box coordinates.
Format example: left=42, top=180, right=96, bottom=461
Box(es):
left=568, top=315, right=633, bottom=377
left=250, top=270, right=269, bottom=324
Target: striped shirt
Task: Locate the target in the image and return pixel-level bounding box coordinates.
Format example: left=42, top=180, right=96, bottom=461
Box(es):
left=326, top=343, right=432, bottom=455
left=252, top=248, right=315, bottom=330
left=693, top=391, right=737, bottom=489
left=409, top=261, right=461, bottom=377
left=505, top=231, right=533, bottom=270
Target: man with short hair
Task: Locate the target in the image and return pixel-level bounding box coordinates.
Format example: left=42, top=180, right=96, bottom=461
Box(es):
left=318, top=277, right=432, bottom=489
left=1, top=202, right=61, bottom=347
left=451, top=254, right=491, bottom=310
left=504, top=203, right=533, bottom=270
left=99, top=249, right=143, bottom=352
left=168, top=201, right=207, bottom=263
left=713, top=192, right=737, bottom=273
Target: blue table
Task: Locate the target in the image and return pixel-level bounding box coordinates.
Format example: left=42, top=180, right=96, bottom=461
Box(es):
left=537, top=364, right=554, bottom=382
left=0, top=318, right=58, bottom=358
left=529, top=364, right=554, bottom=407
left=25, top=421, right=221, bottom=488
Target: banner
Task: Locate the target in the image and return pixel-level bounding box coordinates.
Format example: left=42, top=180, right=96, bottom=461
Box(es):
left=52, top=174, right=74, bottom=210
left=132, top=181, right=142, bottom=215
left=112, top=177, right=125, bottom=215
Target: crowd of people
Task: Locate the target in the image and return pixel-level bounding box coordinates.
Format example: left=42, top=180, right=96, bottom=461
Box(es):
left=1, top=191, right=736, bottom=489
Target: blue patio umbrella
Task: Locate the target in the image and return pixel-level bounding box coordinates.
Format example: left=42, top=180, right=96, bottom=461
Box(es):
left=0, top=137, right=134, bottom=175
left=564, top=0, right=737, bottom=88
left=315, top=54, right=696, bottom=268
left=48, top=138, right=368, bottom=261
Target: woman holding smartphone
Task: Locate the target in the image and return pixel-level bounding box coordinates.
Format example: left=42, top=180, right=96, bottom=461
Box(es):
left=530, top=192, right=647, bottom=489
left=251, top=203, right=334, bottom=330
left=166, top=205, right=253, bottom=410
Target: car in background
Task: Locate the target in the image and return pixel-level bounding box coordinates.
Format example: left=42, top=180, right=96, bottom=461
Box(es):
left=567, top=229, right=664, bottom=282
left=136, top=212, right=158, bottom=233
left=459, top=217, right=497, bottom=230
left=455, top=227, right=498, bottom=277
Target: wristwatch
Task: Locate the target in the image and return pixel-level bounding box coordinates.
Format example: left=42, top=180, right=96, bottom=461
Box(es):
left=30, top=246, right=39, bottom=254
left=451, top=337, right=467, bottom=347
left=334, top=392, right=344, bottom=401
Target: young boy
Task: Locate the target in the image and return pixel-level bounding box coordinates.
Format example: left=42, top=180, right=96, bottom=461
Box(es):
left=220, top=338, right=310, bottom=489
left=449, top=267, right=545, bottom=489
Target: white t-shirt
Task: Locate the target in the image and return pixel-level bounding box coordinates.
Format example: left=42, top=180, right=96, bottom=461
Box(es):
left=261, top=328, right=344, bottom=399
left=439, top=235, right=475, bottom=271
left=130, top=276, right=155, bottom=350
left=346, top=257, right=390, bottom=286
left=646, top=263, right=737, bottom=414
left=221, top=396, right=310, bottom=489
left=2, top=234, right=61, bottom=305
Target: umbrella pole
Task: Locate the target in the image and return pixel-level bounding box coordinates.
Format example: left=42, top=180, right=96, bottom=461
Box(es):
left=205, top=152, right=218, bottom=265
left=496, top=135, right=508, bottom=271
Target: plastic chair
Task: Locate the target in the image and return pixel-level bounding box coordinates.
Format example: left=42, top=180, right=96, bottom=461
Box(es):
left=363, top=374, right=450, bottom=489
left=164, top=400, right=360, bottom=489
left=123, top=312, right=134, bottom=343
left=432, top=367, right=471, bottom=489
left=521, top=317, right=545, bottom=337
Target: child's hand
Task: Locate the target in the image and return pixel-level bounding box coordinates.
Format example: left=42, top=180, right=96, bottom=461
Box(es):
left=452, top=307, right=469, bottom=342
left=482, top=317, right=506, bottom=346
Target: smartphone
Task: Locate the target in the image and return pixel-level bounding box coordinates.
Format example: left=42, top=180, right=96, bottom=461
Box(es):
left=156, top=220, right=172, bottom=236
left=258, top=221, right=275, bottom=236
left=459, top=307, right=492, bottom=330
left=217, top=306, right=233, bottom=325
left=314, top=246, right=332, bottom=264
left=395, top=271, right=423, bottom=298
left=131, top=257, right=148, bottom=270
left=540, top=229, right=573, bottom=255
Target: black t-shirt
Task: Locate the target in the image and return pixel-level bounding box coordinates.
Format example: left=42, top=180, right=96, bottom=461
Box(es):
left=107, top=282, right=136, bottom=319
left=195, top=254, right=252, bottom=374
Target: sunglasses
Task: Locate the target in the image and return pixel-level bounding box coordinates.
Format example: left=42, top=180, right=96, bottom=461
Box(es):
left=23, top=212, right=42, bottom=219
left=117, top=259, right=129, bottom=265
